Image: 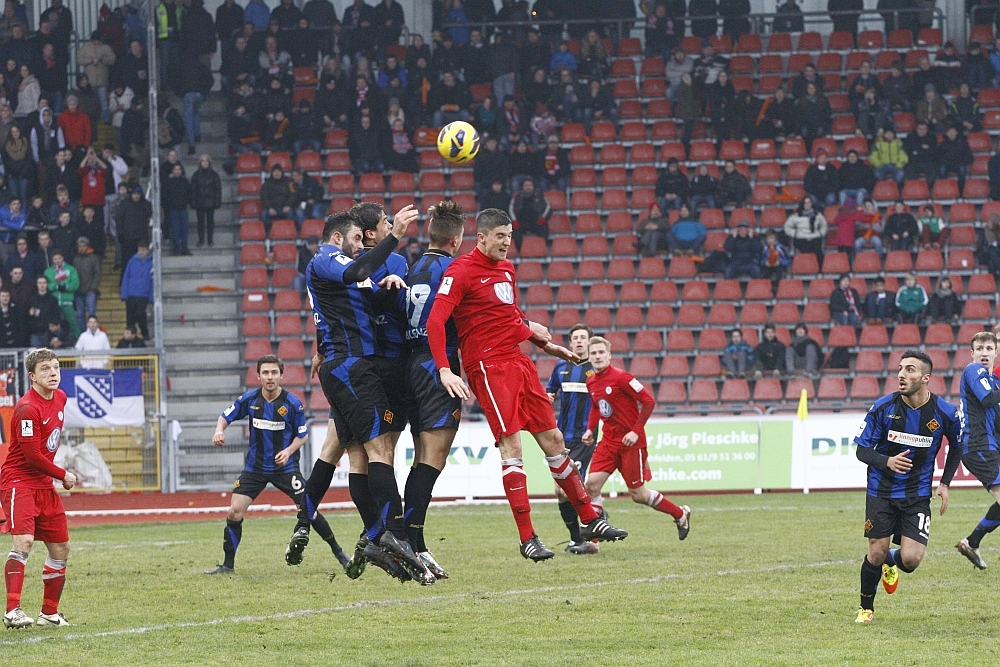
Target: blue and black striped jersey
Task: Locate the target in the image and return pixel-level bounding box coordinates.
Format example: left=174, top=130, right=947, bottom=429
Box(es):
left=366, top=249, right=408, bottom=359
left=307, top=244, right=381, bottom=362
left=960, top=362, right=1000, bottom=454
left=402, top=249, right=459, bottom=356
left=223, top=389, right=307, bottom=475
left=546, top=360, right=595, bottom=443
left=854, top=392, right=963, bottom=499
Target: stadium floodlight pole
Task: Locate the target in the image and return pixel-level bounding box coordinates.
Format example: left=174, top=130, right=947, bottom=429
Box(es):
left=146, top=15, right=172, bottom=492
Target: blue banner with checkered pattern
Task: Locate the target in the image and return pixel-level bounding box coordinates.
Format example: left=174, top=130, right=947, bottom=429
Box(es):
left=59, top=369, right=145, bottom=428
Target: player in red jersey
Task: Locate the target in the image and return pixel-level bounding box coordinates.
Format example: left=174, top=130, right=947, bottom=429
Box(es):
left=581, top=337, right=691, bottom=540
left=426, top=208, right=627, bottom=561
left=1, top=349, right=75, bottom=629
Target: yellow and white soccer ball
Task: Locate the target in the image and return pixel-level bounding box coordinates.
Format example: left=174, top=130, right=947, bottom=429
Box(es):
left=437, top=121, right=481, bottom=164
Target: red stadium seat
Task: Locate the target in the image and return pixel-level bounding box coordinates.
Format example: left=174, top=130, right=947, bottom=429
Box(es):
left=753, top=378, right=783, bottom=402
left=660, top=355, right=689, bottom=378
left=689, top=380, right=719, bottom=404
left=239, top=220, right=266, bottom=242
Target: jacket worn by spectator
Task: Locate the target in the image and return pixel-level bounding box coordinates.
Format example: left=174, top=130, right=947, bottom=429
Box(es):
left=292, top=173, right=324, bottom=209
left=260, top=175, right=294, bottom=213
left=27, top=288, right=61, bottom=337
left=656, top=167, right=691, bottom=202
left=115, top=196, right=152, bottom=243
left=180, top=0, right=217, bottom=55
left=73, top=247, right=101, bottom=297
left=510, top=189, right=551, bottom=237
left=162, top=173, right=192, bottom=210
left=190, top=166, right=223, bottom=210
left=0, top=300, right=26, bottom=347
left=44, top=262, right=79, bottom=309
left=717, top=169, right=752, bottom=205
left=121, top=251, right=154, bottom=302
left=895, top=283, right=928, bottom=315
left=937, top=133, right=973, bottom=167
left=869, top=136, right=909, bottom=168
left=884, top=211, right=918, bottom=240
left=754, top=337, right=786, bottom=373
left=830, top=285, right=862, bottom=317
left=838, top=160, right=876, bottom=192
left=804, top=163, right=840, bottom=201
left=783, top=210, right=828, bottom=241
left=864, top=288, right=896, bottom=321
left=927, top=287, right=962, bottom=321
left=76, top=40, right=116, bottom=89
left=724, top=232, right=762, bottom=266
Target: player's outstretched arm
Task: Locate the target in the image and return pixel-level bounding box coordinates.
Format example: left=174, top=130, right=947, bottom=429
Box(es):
left=212, top=416, right=228, bottom=446
left=527, top=319, right=552, bottom=346
left=439, top=367, right=471, bottom=400
left=275, top=435, right=308, bottom=466
left=542, top=342, right=581, bottom=362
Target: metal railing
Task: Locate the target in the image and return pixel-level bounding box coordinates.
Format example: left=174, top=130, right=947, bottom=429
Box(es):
left=443, top=8, right=946, bottom=45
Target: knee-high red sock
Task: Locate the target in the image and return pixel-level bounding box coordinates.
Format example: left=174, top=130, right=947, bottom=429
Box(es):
left=41, top=557, right=67, bottom=615
left=546, top=453, right=598, bottom=524
left=501, top=459, right=535, bottom=542
left=4, top=551, right=28, bottom=613
left=647, top=490, right=683, bottom=519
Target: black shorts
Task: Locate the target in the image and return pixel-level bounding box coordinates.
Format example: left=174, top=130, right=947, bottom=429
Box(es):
left=962, top=450, right=1000, bottom=489
left=234, top=470, right=305, bottom=502
left=370, top=355, right=409, bottom=433
left=319, top=357, right=395, bottom=445
left=864, top=495, right=932, bottom=546
left=407, top=349, right=462, bottom=435
left=566, top=440, right=595, bottom=478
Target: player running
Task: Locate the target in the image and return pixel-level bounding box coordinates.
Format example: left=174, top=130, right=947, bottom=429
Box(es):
left=205, top=355, right=349, bottom=575
left=283, top=206, right=435, bottom=584
left=955, top=331, right=1000, bottom=569
left=426, top=208, right=626, bottom=561
left=581, top=337, right=691, bottom=539
left=853, top=350, right=963, bottom=624
left=397, top=201, right=466, bottom=578
left=546, top=324, right=600, bottom=555
left=1, top=349, right=75, bottom=629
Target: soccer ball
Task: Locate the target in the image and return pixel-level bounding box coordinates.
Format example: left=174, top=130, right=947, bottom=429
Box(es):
left=437, top=121, right=481, bottom=164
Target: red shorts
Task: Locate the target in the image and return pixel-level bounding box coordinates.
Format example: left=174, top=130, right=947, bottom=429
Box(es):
left=466, top=354, right=558, bottom=443
left=590, top=442, right=652, bottom=489
left=0, top=487, right=69, bottom=543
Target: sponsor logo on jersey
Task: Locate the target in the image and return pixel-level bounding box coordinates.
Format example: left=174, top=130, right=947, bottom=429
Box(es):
left=629, top=378, right=644, bottom=392
left=277, top=405, right=288, bottom=417
left=46, top=428, right=61, bottom=452
left=252, top=418, right=286, bottom=431
left=438, top=276, right=453, bottom=295
left=335, top=254, right=352, bottom=265
left=598, top=399, right=612, bottom=418
left=384, top=410, right=394, bottom=424
left=561, top=381, right=588, bottom=393
left=494, top=282, right=514, bottom=304
left=887, top=430, right=934, bottom=448
left=21, top=419, right=33, bottom=437
left=926, top=419, right=940, bottom=432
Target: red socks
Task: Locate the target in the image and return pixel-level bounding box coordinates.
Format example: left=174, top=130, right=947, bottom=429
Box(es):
left=546, top=453, right=598, bottom=524
left=501, top=459, right=535, bottom=542
left=41, top=558, right=67, bottom=615
left=4, top=551, right=27, bottom=613
left=647, top=490, right=683, bottom=519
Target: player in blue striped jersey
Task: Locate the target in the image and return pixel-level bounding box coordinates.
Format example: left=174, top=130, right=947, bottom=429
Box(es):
left=955, top=331, right=1000, bottom=569
left=546, top=324, right=599, bottom=554
left=395, top=201, right=466, bottom=579
left=205, top=356, right=347, bottom=574
left=853, top=350, right=963, bottom=623
left=291, top=206, right=435, bottom=584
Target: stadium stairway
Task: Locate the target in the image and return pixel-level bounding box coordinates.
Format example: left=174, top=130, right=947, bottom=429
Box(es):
left=163, top=92, right=245, bottom=448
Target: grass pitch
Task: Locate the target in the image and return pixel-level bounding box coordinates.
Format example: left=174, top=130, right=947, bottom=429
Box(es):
left=2, top=489, right=999, bottom=666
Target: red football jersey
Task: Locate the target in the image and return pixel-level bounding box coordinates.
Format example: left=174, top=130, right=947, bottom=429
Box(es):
left=586, top=365, right=655, bottom=445
left=427, top=246, right=535, bottom=370
left=0, top=387, right=67, bottom=489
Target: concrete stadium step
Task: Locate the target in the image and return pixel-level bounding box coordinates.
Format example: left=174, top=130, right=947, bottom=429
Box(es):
left=163, top=298, right=239, bottom=320
left=162, top=252, right=236, bottom=270
left=168, top=374, right=242, bottom=395
left=162, top=321, right=238, bottom=344
left=161, top=276, right=237, bottom=293
left=164, top=347, right=240, bottom=367
left=166, top=397, right=233, bottom=421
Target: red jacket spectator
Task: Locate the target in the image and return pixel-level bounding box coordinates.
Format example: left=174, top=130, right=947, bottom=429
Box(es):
left=78, top=150, right=108, bottom=208
left=57, top=99, right=92, bottom=150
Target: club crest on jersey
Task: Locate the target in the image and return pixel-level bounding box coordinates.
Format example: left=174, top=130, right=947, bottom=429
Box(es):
left=233, top=478, right=240, bottom=489
left=277, top=405, right=288, bottom=417
left=598, top=399, right=612, bottom=417
left=585, top=370, right=594, bottom=378
left=926, top=419, right=940, bottom=432
left=384, top=410, right=394, bottom=424
left=494, top=282, right=514, bottom=304
left=46, top=428, right=61, bottom=452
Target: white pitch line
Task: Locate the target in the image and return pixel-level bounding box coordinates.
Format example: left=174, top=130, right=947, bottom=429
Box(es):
left=0, top=557, right=855, bottom=647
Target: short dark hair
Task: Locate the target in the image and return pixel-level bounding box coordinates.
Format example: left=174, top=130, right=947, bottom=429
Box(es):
left=899, top=349, right=933, bottom=374
left=763, top=323, right=775, bottom=332
left=350, top=201, right=386, bottom=237
left=323, top=211, right=360, bottom=243
left=476, top=208, right=512, bottom=233
left=568, top=324, right=593, bottom=338
left=257, top=354, right=284, bottom=374
left=428, top=200, right=466, bottom=246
